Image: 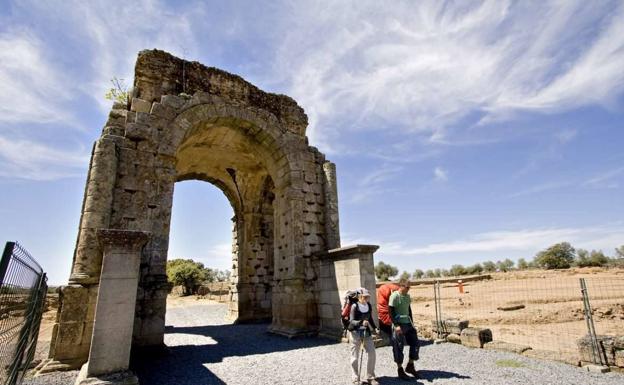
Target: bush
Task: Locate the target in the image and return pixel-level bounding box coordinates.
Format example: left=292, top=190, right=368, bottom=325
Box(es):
left=375, top=261, right=398, bottom=281
left=534, top=242, right=575, bottom=269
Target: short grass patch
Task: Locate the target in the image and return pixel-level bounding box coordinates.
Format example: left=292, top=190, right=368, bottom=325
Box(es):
left=495, top=359, right=525, bottom=368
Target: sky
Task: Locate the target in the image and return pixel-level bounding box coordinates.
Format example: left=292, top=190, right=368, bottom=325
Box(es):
left=1, top=0, right=623, bottom=285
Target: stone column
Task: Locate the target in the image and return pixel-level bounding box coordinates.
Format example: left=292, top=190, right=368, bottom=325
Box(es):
left=317, top=244, right=379, bottom=340
left=75, top=229, right=149, bottom=385
left=70, top=137, right=118, bottom=285
left=322, top=161, right=340, bottom=250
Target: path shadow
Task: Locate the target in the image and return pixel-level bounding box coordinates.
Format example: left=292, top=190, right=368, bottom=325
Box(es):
left=375, top=376, right=422, bottom=384
left=132, top=322, right=337, bottom=385
left=375, top=370, right=469, bottom=384
left=417, top=369, right=471, bottom=381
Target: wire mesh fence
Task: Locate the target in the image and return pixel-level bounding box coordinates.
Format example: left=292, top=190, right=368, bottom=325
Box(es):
left=409, top=269, right=624, bottom=367
left=0, top=242, right=47, bottom=385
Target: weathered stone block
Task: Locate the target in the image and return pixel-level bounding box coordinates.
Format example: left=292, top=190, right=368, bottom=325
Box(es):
left=577, top=335, right=617, bottom=366
left=446, top=333, right=461, bottom=344
left=125, top=123, right=152, bottom=142
left=131, top=98, right=152, bottom=113
left=460, top=327, right=492, bottom=348
left=615, top=350, right=624, bottom=368
left=484, top=341, right=531, bottom=354
left=431, top=318, right=469, bottom=335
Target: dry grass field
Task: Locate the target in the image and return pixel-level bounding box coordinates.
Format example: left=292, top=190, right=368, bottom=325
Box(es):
left=409, top=268, right=624, bottom=361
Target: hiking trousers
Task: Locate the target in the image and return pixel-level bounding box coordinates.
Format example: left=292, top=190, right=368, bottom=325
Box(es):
left=392, top=323, right=419, bottom=364
left=350, top=331, right=376, bottom=381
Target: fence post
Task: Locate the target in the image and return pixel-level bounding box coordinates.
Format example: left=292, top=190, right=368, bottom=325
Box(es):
left=0, top=241, right=15, bottom=284
left=579, top=278, right=606, bottom=365
left=434, top=281, right=444, bottom=339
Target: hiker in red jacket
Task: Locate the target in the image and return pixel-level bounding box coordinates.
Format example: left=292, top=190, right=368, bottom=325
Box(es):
left=376, top=282, right=400, bottom=337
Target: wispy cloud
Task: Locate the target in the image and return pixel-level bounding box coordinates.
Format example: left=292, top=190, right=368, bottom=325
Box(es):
left=583, top=166, right=624, bottom=188
left=433, top=167, right=448, bottom=182
left=0, top=136, right=88, bottom=180
left=0, top=30, right=72, bottom=124
left=273, top=1, right=624, bottom=149
left=381, top=225, right=624, bottom=256
left=346, top=164, right=403, bottom=204
left=508, top=181, right=571, bottom=198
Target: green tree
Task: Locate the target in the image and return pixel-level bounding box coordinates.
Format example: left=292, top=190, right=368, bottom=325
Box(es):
left=466, top=263, right=483, bottom=275
left=433, top=268, right=442, bottom=278
left=589, top=250, right=609, bottom=266
left=496, top=259, right=515, bottom=272
left=424, top=269, right=435, bottom=278
left=399, top=271, right=411, bottom=281
left=482, top=261, right=497, bottom=272
left=412, top=269, right=424, bottom=279
left=615, top=245, right=624, bottom=259
left=449, top=264, right=467, bottom=276
left=534, top=242, right=575, bottom=269
left=575, top=249, right=591, bottom=267
left=517, top=258, right=529, bottom=270
left=215, top=269, right=231, bottom=282
left=375, top=261, right=398, bottom=281
left=440, top=269, right=450, bottom=277
left=167, top=259, right=208, bottom=295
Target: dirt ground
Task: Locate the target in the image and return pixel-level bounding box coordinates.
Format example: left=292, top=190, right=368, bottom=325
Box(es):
left=408, top=268, right=624, bottom=360
left=35, top=268, right=624, bottom=364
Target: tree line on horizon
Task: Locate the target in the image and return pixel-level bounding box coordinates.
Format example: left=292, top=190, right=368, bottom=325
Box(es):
left=375, top=243, right=624, bottom=281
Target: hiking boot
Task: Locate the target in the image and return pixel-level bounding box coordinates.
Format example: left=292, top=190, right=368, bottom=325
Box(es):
left=405, top=362, right=419, bottom=378
left=398, top=367, right=410, bottom=380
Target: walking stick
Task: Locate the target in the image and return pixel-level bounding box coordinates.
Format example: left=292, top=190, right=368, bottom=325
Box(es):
left=357, top=330, right=365, bottom=384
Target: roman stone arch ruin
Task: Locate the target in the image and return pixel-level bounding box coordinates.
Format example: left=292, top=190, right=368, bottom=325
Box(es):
left=44, top=50, right=378, bottom=381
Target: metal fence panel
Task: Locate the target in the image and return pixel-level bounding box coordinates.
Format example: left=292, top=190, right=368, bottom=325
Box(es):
left=0, top=242, right=48, bottom=385
left=411, top=270, right=624, bottom=366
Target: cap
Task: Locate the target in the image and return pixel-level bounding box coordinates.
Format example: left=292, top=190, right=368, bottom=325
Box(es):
left=360, top=288, right=371, bottom=297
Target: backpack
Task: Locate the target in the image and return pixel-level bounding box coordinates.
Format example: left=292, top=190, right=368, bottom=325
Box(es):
left=341, top=288, right=364, bottom=333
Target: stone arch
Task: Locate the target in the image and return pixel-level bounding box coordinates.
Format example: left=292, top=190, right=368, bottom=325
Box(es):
left=47, top=51, right=379, bottom=377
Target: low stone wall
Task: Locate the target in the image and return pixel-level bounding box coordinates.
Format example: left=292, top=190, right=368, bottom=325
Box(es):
left=197, top=282, right=230, bottom=302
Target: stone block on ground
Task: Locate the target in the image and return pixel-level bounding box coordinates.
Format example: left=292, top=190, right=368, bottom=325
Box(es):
left=484, top=341, right=531, bottom=354
left=583, top=364, right=610, bottom=373
left=446, top=333, right=461, bottom=344
left=577, top=335, right=618, bottom=366
left=431, top=318, right=469, bottom=335
left=460, top=327, right=492, bottom=348
left=616, top=350, right=624, bottom=368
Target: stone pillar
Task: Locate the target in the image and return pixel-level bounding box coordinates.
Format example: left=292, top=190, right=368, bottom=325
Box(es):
left=75, top=229, right=149, bottom=385
left=316, top=245, right=378, bottom=340
left=70, top=137, right=118, bottom=285
left=322, top=161, right=340, bottom=249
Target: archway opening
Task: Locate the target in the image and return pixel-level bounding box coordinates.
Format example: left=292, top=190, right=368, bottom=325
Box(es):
left=168, top=180, right=234, bottom=297
left=170, top=119, right=277, bottom=323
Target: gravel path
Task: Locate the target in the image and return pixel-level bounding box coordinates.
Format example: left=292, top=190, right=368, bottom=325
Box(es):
left=26, top=303, right=624, bottom=385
